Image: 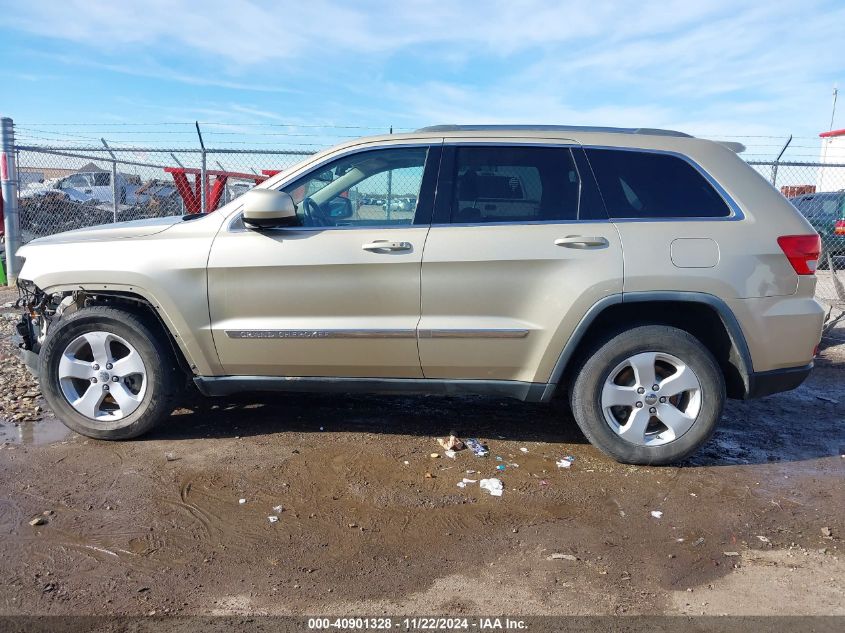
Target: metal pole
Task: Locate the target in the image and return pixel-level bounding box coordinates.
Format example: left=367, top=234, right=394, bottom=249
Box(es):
left=195, top=121, right=206, bottom=213
left=771, top=135, right=792, bottom=187
left=1, top=117, right=21, bottom=283
left=101, top=138, right=119, bottom=222
left=831, top=86, right=839, bottom=131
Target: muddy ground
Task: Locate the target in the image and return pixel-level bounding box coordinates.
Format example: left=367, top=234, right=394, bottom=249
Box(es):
left=0, top=286, right=842, bottom=617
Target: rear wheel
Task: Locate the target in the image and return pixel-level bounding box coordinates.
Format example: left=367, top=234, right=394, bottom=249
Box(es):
left=39, top=306, right=181, bottom=439
left=570, top=325, right=725, bottom=465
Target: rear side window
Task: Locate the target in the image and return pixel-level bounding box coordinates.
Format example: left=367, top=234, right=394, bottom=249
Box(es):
left=450, top=146, right=582, bottom=223
left=93, top=173, right=111, bottom=186
left=585, top=149, right=731, bottom=219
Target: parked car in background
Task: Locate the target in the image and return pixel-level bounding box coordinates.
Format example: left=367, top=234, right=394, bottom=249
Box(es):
left=20, top=171, right=144, bottom=206
left=789, top=191, right=845, bottom=267
left=14, top=125, right=824, bottom=465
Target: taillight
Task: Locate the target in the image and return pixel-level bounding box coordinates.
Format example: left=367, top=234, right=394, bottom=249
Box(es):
left=777, top=235, right=821, bottom=275
left=835, top=220, right=845, bottom=235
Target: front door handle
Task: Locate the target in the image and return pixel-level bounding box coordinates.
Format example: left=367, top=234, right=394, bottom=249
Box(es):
left=554, top=236, right=609, bottom=249
left=362, top=240, right=412, bottom=252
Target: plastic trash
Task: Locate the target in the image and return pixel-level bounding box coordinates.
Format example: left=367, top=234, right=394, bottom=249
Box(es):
left=496, top=464, right=506, bottom=471
left=519, top=447, right=528, bottom=453
left=430, top=453, right=441, bottom=459
left=444, top=450, right=457, bottom=459
left=268, top=516, right=279, bottom=524
left=480, top=478, right=504, bottom=497
left=465, top=438, right=489, bottom=457
left=548, top=553, right=578, bottom=561
left=438, top=435, right=465, bottom=451
left=272, top=505, right=284, bottom=514
left=456, top=478, right=477, bottom=488
left=556, top=456, right=575, bottom=469
left=650, top=510, right=663, bottom=519
left=238, top=498, right=246, bottom=505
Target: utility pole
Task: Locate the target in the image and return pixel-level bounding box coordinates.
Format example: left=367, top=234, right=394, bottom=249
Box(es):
left=831, top=86, right=839, bottom=131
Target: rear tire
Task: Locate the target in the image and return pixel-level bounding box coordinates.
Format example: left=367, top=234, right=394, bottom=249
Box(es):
left=570, top=325, right=725, bottom=465
left=39, top=306, right=180, bottom=440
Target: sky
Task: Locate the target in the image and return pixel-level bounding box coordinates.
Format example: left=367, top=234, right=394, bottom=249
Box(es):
left=0, top=0, right=844, bottom=159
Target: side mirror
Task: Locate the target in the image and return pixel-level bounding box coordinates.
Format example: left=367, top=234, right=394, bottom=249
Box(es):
left=242, top=190, right=298, bottom=229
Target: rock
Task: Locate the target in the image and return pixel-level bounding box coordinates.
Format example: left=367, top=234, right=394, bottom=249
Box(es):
left=821, top=527, right=833, bottom=538
left=29, top=516, right=48, bottom=526
left=723, top=551, right=740, bottom=557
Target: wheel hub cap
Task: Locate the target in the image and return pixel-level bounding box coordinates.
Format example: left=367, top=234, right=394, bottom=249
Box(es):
left=600, top=351, right=702, bottom=447
left=57, top=331, right=147, bottom=422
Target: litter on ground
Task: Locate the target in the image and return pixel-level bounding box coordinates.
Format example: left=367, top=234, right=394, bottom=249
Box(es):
left=444, top=449, right=457, bottom=459
left=651, top=510, right=663, bottom=519
left=556, top=456, right=575, bottom=469
left=520, top=447, right=528, bottom=453
left=465, top=438, right=489, bottom=457
left=437, top=435, right=465, bottom=451
left=496, top=464, right=506, bottom=471
left=238, top=498, right=246, bottom=505
left=268, top=516, right=279, bottom=524
left=548, top=553, right=578, bottom=561
left=430, top=453, right=441, bottom=459
left=272, top=505, right=284, bottom=514
left=480, top=478, right=504, bottom=497
left=456, top=478, right=477, bottom=488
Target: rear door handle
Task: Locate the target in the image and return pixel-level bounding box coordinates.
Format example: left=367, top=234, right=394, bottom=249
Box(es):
left=554, top=236, right=609, bottom=248
left=362, top=240, right=412, bottom=252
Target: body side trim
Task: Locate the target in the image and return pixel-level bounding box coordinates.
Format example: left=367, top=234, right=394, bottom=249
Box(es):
left=194, top=375, right=549, bottom=401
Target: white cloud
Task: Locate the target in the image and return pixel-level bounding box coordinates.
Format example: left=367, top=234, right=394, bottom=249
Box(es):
left=1, top=0, right=843, bottom=142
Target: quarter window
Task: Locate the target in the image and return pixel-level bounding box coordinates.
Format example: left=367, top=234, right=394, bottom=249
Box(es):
left=450, top=146, right=582, bottom=223
left=585, top=149, right=730, bottom=218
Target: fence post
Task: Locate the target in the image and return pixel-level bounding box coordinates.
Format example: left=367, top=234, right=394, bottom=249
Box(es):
left=101, top=138, right=119, bottom=222
left=195, top=122, right=207, bottom=213
left=1, top=116, right=21, bottom=283
left=771, top=135, right=792, bottom=188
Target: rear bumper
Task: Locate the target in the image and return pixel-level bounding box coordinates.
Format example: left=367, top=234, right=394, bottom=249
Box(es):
left=745, top=362, right=813, bottom=399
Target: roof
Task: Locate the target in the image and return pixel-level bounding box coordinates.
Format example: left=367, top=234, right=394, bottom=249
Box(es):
left=820, top=128, right=845, bottom=138
left=416, top=124, right=693, bottom=138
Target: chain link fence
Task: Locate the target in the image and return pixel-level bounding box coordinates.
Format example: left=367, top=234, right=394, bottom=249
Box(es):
left=12, top=146, right=315, bottom=241
left=4, top=123, right=845, bottom=316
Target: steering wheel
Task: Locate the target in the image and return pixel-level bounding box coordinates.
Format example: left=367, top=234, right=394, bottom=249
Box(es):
left=302, top=197, right=325, bottom=227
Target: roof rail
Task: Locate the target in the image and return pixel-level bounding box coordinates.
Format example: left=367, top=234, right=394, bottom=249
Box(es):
left=415, top=124, right=693, bottom=138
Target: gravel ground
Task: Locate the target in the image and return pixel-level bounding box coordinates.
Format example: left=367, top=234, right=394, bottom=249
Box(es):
left=0, top=285, right=843, bottom=617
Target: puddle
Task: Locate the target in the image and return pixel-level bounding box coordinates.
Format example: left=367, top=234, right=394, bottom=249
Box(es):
left=0, top=417, right=73, bottom=446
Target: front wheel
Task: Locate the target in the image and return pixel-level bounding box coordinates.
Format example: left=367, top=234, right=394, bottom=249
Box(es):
left=39, top=306, right=181, bottom=440
left=570, top=325, right=725, bottom=465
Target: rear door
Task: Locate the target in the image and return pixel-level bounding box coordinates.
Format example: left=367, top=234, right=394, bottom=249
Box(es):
left=418, top=141, right=623, bottom=384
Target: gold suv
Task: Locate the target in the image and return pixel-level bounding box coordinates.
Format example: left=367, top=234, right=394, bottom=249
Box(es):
left=15, top=125, right=825, bottom=464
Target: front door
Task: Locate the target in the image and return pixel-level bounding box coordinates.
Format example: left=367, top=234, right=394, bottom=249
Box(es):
left=207, top=144, right=440, bottom=378
left=418, top=142, right=623, bottom=384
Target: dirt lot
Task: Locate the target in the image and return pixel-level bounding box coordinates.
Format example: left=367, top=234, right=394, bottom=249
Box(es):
left=0, top=285, right=842, bottom=617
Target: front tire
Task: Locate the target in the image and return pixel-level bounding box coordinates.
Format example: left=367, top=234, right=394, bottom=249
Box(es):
left=39, top=306, right=180, bottom=440
left=570, top=325, right=725, bottom=465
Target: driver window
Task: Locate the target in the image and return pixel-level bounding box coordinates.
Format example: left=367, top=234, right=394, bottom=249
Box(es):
left=281, top=147, right=428, bottom=227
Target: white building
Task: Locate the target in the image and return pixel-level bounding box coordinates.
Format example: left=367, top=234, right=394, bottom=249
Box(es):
left=818, top=128, right=845, bottom=192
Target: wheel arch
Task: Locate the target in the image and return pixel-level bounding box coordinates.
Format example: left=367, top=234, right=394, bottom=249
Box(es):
left=546, top=292, right=753, bottom=401
left=40, top=285, right=199, bottom=380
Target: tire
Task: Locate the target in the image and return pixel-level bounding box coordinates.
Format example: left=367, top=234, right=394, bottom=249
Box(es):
left=570, top=325, right=725, bottom=465
left=39, top=306, right=181, bottom=440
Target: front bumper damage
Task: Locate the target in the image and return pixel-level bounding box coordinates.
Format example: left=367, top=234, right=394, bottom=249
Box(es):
left=13, top=280, right=50, bottom=378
